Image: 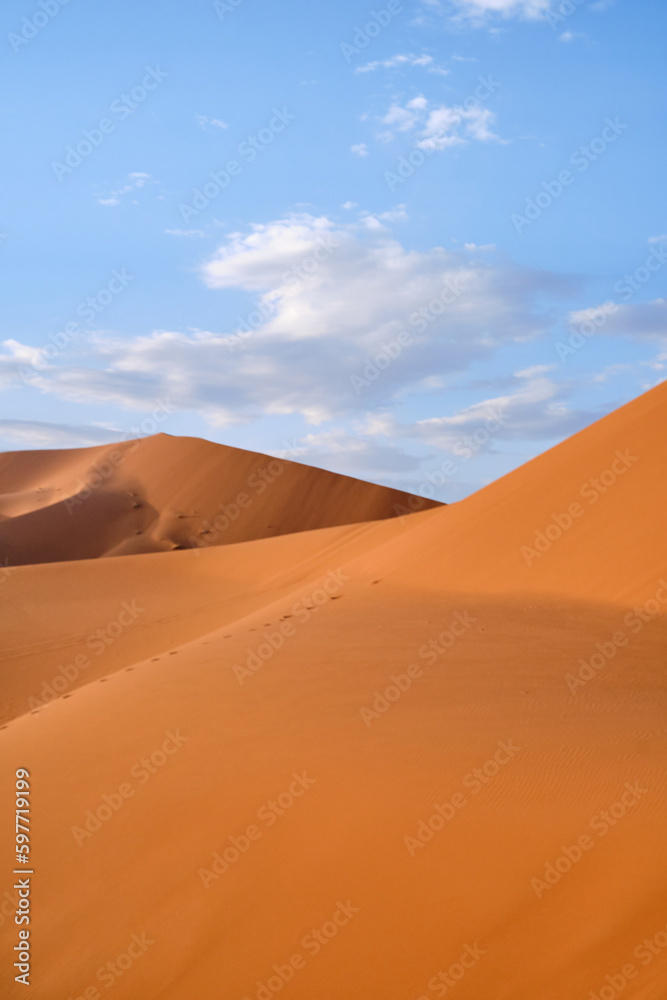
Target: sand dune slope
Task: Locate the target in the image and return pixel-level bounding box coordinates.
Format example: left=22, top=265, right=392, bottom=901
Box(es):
left=357, top=379, right=667, bottom=605
left=0, top=384, right=666, bottom=1000
left=0, top=433, right=440, bottom=566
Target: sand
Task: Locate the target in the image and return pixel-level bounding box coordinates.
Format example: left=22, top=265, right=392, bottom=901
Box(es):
left=0, top=382, right=665, bottom=999
left=0, top=434, right=440, bottom=566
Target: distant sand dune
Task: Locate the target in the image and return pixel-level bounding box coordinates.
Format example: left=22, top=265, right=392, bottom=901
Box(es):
left=0, top=433, right=441, bottom=566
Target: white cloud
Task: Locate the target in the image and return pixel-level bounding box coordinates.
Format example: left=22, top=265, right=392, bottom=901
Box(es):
left=196, top=115, right=228, bottom=130
left=648, top=235, right=667, bottom=244
left=5, top=214, right=575, bottom=428
left=262, top=372, right=598, bottom=493
left=165, top=228, right=205, bottom=237
left=584, top=299, right=667, bottom=342
left=351, top=143, right=370, bottom=157
left=374, top=372, right=591, bottom=451
left=356, top=53, right=449, bottom=75
left=443, top=0, right=551, bottom=21
left=272, top=428, right=423, bottom=479
left=422, top=105, right=500, bottom=148
left=96, top=172, right=155, bottom=207
left=379, top=95, right=503, bottom=147
left=380, top=96, right=429, bottom=137
left=0, top=339, right=43, bottom=388
left=0, top=419, right=117, bottom=448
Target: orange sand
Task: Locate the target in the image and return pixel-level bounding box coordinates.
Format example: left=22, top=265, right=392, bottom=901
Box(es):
left=0, top=383, right=666, bottom=999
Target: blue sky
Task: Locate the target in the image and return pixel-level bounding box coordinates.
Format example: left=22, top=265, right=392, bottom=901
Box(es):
left=1, top=0, right=665, bottom=500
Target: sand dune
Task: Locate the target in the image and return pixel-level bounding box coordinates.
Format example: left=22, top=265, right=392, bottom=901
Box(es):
left=1, top=384, right=666, bottom=999
left=0, top=433, right=440, bottom=566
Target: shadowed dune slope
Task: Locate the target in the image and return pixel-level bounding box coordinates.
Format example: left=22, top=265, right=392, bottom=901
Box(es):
left=0, top=433, right=441, bottom=566
left=0, top=384, right=666, bottom=1000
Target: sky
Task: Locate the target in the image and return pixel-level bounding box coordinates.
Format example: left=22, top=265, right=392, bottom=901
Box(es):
left=1, top=0, right=665, bottom=501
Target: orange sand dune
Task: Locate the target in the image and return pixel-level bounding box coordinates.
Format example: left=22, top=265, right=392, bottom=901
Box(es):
left=0, top=433, right=440, bottom=566
left=0, top=383, right=666, bottom=1000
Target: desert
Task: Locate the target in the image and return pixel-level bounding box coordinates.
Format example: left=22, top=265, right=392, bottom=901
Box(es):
left=1, top=382, right=666, bottom=999
left=2, top=2, right=665, bottom=996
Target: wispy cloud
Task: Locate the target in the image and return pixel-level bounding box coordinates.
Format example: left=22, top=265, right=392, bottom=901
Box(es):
left=439, top=0, right=551, bottom=22
left=96, top=172, right=155, bottom=207
left=165, top=228, right=206, bottom=237
left=356, top=53, right=449, bottom=75
left=0, top=419, right=119, bottom=448
left=196, top=115, right=228, bottom=130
